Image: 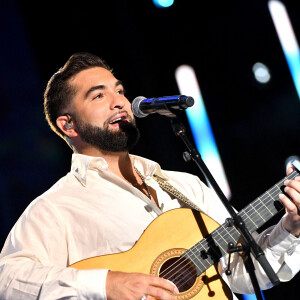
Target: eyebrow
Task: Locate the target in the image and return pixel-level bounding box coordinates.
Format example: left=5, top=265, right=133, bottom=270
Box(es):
left=85, top=80, right=124, bottom=99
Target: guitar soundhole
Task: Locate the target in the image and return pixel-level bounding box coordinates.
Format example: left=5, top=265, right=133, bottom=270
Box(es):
left=159, top=257, right=197, bottom=292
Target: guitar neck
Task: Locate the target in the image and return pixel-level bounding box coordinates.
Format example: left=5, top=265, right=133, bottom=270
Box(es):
left=184, top=169, right=300, bottom=276
left=240, top=169, right=299, bottom=233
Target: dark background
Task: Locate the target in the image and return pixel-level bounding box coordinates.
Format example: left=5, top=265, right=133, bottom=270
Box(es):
left=0, top=0, right=299, bottom=299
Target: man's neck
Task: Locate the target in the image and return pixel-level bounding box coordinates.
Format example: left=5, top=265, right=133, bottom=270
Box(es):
left=104, top=151, right=133, bottom=180
left=79, top=147, right=135, bottom=182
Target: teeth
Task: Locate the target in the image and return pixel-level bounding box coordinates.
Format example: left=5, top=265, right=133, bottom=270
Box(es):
left=110, top=116, right=125, bottom=124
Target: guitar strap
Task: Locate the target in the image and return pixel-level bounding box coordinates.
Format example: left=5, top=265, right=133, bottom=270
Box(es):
left=152, top=173, right=201, bottom=211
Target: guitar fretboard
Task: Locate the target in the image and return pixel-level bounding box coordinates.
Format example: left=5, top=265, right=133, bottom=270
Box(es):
left=183, top=170, right=299, bottom=275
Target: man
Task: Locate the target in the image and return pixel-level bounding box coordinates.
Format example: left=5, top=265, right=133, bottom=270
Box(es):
left=0, top=52, right=300, bottom=300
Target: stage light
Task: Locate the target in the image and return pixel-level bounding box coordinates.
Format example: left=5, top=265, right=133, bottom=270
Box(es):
left=268, top=0, right=300, bottom=100
left=252, top=62, right=271, bottom=83
left=153, top=0, right=174, bottom=8
left=175, top=65, right=231, bottom=199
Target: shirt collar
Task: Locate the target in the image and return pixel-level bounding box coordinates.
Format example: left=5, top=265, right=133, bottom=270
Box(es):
left=70, top=153, right=168, bottom=187
left=71, top=153, right=108, bottom=186
left=130, top=154, right=167, bottom=179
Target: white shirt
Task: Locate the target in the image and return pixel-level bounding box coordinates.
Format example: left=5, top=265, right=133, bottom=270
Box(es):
left=0, top=153, right=299, bottom=299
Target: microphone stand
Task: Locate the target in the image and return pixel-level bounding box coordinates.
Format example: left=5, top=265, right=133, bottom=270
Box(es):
left=168, top=115, right=280, bottom=299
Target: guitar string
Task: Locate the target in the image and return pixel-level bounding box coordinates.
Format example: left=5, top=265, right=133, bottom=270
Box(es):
left=170, top=172, right=292, bottom=292
left=229, top=171, right=296, bottom=232
left=159, top=226, right=240, bottom=291
left=158, top=176, right=282, bottom=278
left=158, top=171, right=296, bottom=286
left=238, top=171, right=297, bottom=229
left=158, top=171, right=298, bottom=291
left=209, top=171, right=296, bottom=249
left=158, top=221, right=240, bottom=285
left=164, top=192, right=282, bottom=288
left=172, top=171, right=298, bottom=290
left=159, top=189, right=284, bottom=285
left=166, top=224, right=240, bottom=289
left=241, top=187, right=280, bottom=223
left=244, top=188, right=282, bottom=222
left=239, top=171, right=293, bottom=220
left=160, top=199, right=271, bottom=290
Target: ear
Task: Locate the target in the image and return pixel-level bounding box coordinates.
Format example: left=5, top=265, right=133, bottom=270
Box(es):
left=56, top=115, right=78, bottom=138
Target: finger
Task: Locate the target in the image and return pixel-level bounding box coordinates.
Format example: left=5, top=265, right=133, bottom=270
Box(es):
left=285, top=177, right=300, bottom=193
left=279, top=192, right=300, bottom=216
left=145, top=285, right=177, bottom=300
left=150, top=276, right=179, bottom=294
left=286, top=166, right=294, bottom=175
left=280, top=193, right=297, bottom=211
left=284, top=181, right=300, bottom=200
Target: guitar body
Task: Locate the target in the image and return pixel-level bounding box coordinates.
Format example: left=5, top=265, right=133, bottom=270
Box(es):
left=70, top=208, right=232, bottom=299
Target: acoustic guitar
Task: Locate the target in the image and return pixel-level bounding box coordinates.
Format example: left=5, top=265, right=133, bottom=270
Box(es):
left=70, top=161, right=300, bottom=300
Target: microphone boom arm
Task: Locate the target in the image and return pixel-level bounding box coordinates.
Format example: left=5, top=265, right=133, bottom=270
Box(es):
left=168, top=115, right=280, bottom=299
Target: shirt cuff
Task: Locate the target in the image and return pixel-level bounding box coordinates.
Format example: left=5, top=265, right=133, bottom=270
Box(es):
left=264, top=216, right=300, bottom=280
left=76, top=269, right=109, bottom=300
left=267, top=215, right=300, bottom=252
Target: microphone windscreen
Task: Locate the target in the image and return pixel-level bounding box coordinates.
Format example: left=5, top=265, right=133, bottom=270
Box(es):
left=131, top=96, right=147, bottom=118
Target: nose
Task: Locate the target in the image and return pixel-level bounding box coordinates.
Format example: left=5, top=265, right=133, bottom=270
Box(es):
left=109, top=93, right=126, bottom=110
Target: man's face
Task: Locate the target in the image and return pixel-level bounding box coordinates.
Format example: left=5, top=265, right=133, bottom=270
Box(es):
left=69, top=67, right=139, bottom=152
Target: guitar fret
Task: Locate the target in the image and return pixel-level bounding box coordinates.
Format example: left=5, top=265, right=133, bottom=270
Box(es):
left=274, top=183, right=281, bottom=192
left=218, top=225, right=239, bottom=246
left=224, top=225, right=239, bottom=243
left=214, top=229, right=231, bottom=252
left=185, top=244, right=213, bottom=273
left=186, top=250, right=210, bottom=271
left=241, top=209, right=259, bottom=230
left=249, top=202, right=266, bottom=222
left=266, top=191, right=276, bottom=215
left=258, top=196, right=273, bottom=215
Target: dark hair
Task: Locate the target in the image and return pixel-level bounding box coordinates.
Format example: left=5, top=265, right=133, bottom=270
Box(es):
left=44, top=52, right=111, bottom=141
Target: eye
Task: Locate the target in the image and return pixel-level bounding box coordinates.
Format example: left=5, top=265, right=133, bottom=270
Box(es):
left=117, top=88, right=126, bottom=95
left=93, top=93, right=104, bottom=100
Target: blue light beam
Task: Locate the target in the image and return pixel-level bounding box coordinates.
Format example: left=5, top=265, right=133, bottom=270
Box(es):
left=175, top=65, right=231, bottom=199
left=269, top=0, right=300, bottom=101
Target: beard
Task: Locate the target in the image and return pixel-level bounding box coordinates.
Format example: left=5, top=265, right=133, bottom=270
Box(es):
left=73, top=112, right=140, bottom=152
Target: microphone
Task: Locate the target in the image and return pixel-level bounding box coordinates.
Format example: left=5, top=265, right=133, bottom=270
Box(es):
left=131, top=95, right=194, bottom=118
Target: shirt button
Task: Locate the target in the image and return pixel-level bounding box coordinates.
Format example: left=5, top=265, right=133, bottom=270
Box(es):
left=145, top=205, right=153, bottom=212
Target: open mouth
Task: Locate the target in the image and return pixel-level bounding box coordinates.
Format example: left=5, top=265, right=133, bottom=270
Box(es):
left=108, top=112, right=129, bottom=127
left=109, top=116, right=127, bottom=125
